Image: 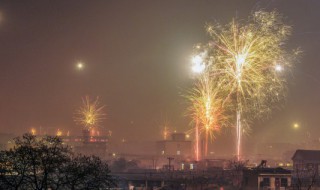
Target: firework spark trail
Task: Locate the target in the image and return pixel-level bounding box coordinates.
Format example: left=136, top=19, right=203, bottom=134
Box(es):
left=74, top=96, right=106, bottom=130
left=161, top=124, right=171, bottom=140
left=198, top=11, right=299, bottom=160
left=186, top=76, right=229, bottom=159
left=195, top=118, right=200, bottom=161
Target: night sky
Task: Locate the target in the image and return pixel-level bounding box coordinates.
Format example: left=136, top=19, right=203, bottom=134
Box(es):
left=0, top=0, right=319, bottom=154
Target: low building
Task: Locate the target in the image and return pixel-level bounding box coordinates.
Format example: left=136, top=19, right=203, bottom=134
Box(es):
left=242, top=167, right=291, bottom=190
left=72, top=130, right=108, bottom=159
left=156, top=133, right=192, bottom=158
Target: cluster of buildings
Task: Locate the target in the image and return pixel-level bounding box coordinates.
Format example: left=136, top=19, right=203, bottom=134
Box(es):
left=2, top=130, right=320, bottom=189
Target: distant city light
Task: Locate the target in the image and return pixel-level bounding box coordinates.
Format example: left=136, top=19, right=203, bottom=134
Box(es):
left=56, top=129, right=62, bottom=136
left=31, top=128, right=36, bottom=135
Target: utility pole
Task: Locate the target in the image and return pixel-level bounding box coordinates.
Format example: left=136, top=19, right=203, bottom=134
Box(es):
left=167, top=157, right=174, bottom=171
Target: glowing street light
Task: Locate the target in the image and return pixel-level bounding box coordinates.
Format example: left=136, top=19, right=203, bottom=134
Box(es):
left=293, top=123, right=299, bottom=129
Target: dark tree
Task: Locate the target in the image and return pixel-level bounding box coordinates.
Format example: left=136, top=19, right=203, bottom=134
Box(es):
left=0, top=148, right=29, bottom=189
left=293, top=164, right=318, bottom=190
left=0, top=133, right=115, bottom=190
left=110, top=157, right=140, bottom=172
left=227, top=159, right=249, bottom=189
left=65, top=155, right=115, bottom=190
left=0, top=134, right=70, bottom=190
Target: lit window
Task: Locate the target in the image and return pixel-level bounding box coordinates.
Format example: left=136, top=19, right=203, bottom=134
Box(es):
left=177, top=150, right=181, bottom=155
left=161, top=150, right=165, bottom=155
left=190, top=164, right=194, bottom=170
left=181, top=163, right=184, bottom=170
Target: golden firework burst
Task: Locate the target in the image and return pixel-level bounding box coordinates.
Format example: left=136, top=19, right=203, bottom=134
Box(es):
left=189, top=10, right=299, bottom=159
left=186, top=75, right=230, bottom=156
left=74, top=96, right=106, bottom=130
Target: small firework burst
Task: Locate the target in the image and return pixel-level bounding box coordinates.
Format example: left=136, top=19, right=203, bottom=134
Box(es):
left=74, top=96, right=106, bottom=130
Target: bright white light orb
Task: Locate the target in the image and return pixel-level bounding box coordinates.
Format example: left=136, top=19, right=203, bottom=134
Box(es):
left=77, top=62, right=84, bottom=70
left=191, top=55, right=205, bottom=73
left=275, top=65, right=283, bottom=72
left=192, top=55, right=203, bottom=65
left=192, top=62, right=205, bottom=73
left=236, top=54, right=246, bottom=66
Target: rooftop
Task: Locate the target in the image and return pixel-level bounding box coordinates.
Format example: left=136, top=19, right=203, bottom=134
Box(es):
left=292, top=149, right=320, bottom=161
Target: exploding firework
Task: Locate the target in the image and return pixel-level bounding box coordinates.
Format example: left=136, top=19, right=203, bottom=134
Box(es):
left=193, top=11, right=298, bottom=160
left=74, top=96, right=106, bottom=130
left=161, top=124, right=171, bottom=140
left=186, top=75, right=229, bottom=158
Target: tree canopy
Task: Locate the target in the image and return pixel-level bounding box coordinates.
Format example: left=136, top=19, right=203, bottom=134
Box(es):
left=0, top=133, right=115, bottom=190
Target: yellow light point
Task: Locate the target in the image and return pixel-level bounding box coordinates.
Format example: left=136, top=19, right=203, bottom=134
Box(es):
left=31, top=128, right=36, bottom=135
left=56, top=129, right=62, bottom=136
left=163, top=129, right=168, bottom=140
left=161, top=122, right=171, bottom=140
left=74, top=96, right=106, bottom=130
left=186, top=134, right=190, bottom=139
left=293, top=123, right=299, bottom=129
left=77, top=62, right=84, bottom=70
